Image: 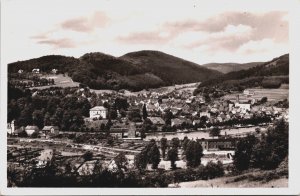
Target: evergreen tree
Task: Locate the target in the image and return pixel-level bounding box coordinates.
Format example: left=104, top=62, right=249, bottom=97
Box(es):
left=185, top=140, right=203, bottom=168
left=160, top=138, right=168, bottom=159
left=167, top=148, right=178, bottom=169
left=142, top=104, right=148, bottom=120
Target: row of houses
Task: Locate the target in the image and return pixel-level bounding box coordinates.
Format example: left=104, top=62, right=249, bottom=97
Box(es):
left=7, top=121, right=59, bottom=138
left=18, top=68, right=58, bottom=74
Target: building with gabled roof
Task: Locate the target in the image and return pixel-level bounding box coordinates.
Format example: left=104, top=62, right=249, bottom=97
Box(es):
left=90, top=106, right=108, bottom=119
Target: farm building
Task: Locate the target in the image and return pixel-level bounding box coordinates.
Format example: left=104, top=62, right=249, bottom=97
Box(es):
left=89, top=106, right=108, bottom=119
left=197, top=138, right=237, bottom=151
left=32, top=68, right=40, bottom=74
left=41, top=126, right=59, bottom=137
left=25, top=125, right=39, bottom=137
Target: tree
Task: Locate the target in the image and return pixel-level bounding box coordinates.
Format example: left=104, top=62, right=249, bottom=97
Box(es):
left=171, top=137, right=180, bottom=149
left=167, top=148, right=178, bottom=169
left=134, top=151, right=147, bottom=172
left=83, top=151, right=93, bottom=161
left=135, top=140, right=161, bottom=171
left=261, top=97, right=268, bottom=104
left=251, top=119, right=288, bottom=170
left=148, top=143, right=161, bottom=169
left=163, top=110, right=173, bottom=125
left=185, top=141, right=203, bottom=168
left=160, top=138, right=168, bottom=159
left=142, top=104, right=148, bottom=120
left=109, top=109, right=118, bottom=120
left=76, top=151, right=94, bottom=172
left=233, top=134, right=257, bottom=171
left=114, top=152, right=128, bottom=171
left=128, top=108, right=142, bottom=122
left=114, top=97, right=129, bottom=111
left=209, top=127, right=221, bottom=138
left=43, top=112, right=51, bottom=126
left=32, top=109, right=44, bottom=129
left=182, top=136, right=190, bottom=154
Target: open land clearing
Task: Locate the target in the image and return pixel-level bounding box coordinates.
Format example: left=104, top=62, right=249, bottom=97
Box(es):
left=170, top=170, right=288, bottom=188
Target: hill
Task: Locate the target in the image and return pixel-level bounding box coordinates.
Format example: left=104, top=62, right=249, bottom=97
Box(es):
left=120, top=50, right=222, bottom=84
left=202, top=62, right=264, bottom=74
left=8, top=51, right=221, bottom=91
left=194, top=54, right=289, bottom=94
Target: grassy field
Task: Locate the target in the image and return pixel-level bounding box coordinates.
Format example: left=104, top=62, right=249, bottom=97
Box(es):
left=31, top=74, right=80, bottom=89
left=172, top=169, right=288, bottom=188
left=224, top=87, right=288, bottom=102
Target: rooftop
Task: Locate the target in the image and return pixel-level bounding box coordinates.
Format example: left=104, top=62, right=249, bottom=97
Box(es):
left=90, top=106, right=107, bottom=111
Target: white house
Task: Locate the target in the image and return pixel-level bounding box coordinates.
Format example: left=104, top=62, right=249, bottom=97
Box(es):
left=234, top=103, right=251, bottom=113
left=51, top=69, right=58, bottom=74
left=25, top=125, right=39, bottom=136
left=89, top=106, right=108, bottom=119
left=200, top=111, right=211, bottom=118
left=32, top=68, right=40, bottom=74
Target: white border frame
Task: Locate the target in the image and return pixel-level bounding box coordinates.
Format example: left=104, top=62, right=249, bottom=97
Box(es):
left=1, top=0, right=300, bottom=195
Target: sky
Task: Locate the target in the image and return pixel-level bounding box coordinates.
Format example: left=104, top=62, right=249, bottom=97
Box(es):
left=1, top=0, right=290, bottom=65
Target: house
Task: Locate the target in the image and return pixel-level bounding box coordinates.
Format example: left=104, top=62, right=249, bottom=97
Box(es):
left=170, top=107, right=181, bottom=115
left=243, top=89, right=254, bottom=96
left=147, top=117, right=165, bottom=131
left=147, top=117, right=165, bottom=126
left=32, top=68, right=40, bottom=74
left=7, top=120, right=25, bottom=135
left=193, top=119, right=201, bottom=126
left=110, top=127, right=129, bottom=138
left=197, top=138, right=237, bottom=151
left=25, top=125, right=39, bottom=137
left=41, top=126, right=59, bottom=137
left=171, top=118, right=192, bottom=127
left=200, top=111, right=211, bottom=118
left=51, top=69, right=58, bottom=74
left=89, top=106, right=108, bottom=119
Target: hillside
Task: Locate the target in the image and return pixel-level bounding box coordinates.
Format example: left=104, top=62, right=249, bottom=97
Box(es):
left=202, top=62, right=263, bottom=74
left=8, top=51, right=221, bottom=91
left=194, top=54, right=289, bottom=94
left=120, top=50, right=222, bottom=84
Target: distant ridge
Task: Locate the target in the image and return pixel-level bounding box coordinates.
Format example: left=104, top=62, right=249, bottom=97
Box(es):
left=202, top=62, right=264, bottom=74
left=194, top=54, right=289, bottom=94
left=8, top=50, right=222, bottom=91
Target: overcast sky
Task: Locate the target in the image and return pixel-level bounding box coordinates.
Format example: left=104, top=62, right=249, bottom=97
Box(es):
left=2, top=0, right=290, bottom=65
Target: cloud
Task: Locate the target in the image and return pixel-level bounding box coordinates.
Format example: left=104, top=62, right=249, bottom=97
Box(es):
left=165, top=11, right=288, bottom=53
left=37, top=38, right=76, bottom=48
left=61, top=11, right=109, bottom=32
left=238, top=38, right=276, bottom=54
left=116, top=11, right=287, bottom=55
left=117, top=31, right=174, bottom=44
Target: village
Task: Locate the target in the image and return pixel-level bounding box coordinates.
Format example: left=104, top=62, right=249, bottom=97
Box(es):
left=7, top=68, right=289, bottom=176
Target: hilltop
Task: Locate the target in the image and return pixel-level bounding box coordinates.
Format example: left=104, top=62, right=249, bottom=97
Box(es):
left=194, top=54, right=289, bottom=95
left=8, top=51, right=221, bottom=91
left=120, top=50, right=222, bottom=84
left=202, top=62, right=264, bottom=74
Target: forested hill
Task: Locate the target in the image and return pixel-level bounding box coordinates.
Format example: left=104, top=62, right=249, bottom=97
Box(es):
left=8, top=51, right=221, bottom=91
left=194, top=54, right=289, bottom=94
left=120, top=50, right=222, bottom=84
left=202, top=62, right=264, bottom=74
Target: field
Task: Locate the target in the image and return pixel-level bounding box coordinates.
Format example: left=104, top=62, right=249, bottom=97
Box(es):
left=171, top=170, right=288, bottom=188
left=30, top=74, right=80, bottom=89
left=223, top=87, right=288, bottom=102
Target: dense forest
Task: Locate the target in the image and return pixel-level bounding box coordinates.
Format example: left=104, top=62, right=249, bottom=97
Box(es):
left=194, top=54, right=289, bottom=95
left=8, top=50, right=221, bottom=91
